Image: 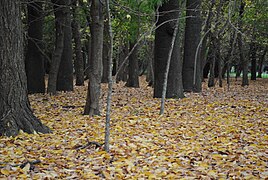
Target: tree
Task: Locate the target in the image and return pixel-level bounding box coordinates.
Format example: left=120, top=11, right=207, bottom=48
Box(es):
left=25, top=0, right=46, bottom=94
left=125, top=2, right=141, bottom=88
left=0, top=0, right=50, bottom=136
left=160, top=9, right=181, bottom=114
left=237, top=0, right=249, bottom=86
left=207, top=0, right=224, bottom=88
left=182, top=0, right=202, bottom=92
left=56, top=0, right=74, bottom=91
left=249, top=33, right=257, bottom=80
left=116, top=42, right=129, bottom=82
left=102, top=20, right=110, bottom=83
left=257, top=47, right=267, bottom=78
left=104, top=0, right=113, bottom=153
left=84, top=0, right=104, bottom=116
left=200, top=0, right=215, bottom=78
left=154, top=0, right=184, bottom=98
left=72, top=0, right=85, bottom=86
left=47, top=0, right=67, bottom=94
left=126, top=42, right=140, bottom=87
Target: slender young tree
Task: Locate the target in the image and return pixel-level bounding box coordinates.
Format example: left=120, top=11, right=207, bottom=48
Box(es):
left=160, top=11, right=180, bottom=115
left=104, top=0, right=113, bottom=153
left=0, top=0, right=50, bottom=136
left=25, top=1, right=46, bottom=94
left=84, top=0, right=104, bottom=116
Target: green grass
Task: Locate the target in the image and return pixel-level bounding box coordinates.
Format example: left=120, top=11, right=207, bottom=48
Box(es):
left=229, top=72, right=268, bottom=78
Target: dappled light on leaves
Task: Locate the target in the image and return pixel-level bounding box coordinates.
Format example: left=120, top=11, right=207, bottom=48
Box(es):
left=0, top=77, right=267, bottom=179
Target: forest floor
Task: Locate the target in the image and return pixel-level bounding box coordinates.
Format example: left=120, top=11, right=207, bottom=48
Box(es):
left=0, top=77, right=267, bottom=179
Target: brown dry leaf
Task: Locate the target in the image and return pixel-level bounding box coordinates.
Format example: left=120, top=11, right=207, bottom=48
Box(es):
left=0, top=77, right=267, bottom=179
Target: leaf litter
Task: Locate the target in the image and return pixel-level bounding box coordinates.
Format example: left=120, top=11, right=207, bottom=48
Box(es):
left=0, top=77, right=267, bottom=179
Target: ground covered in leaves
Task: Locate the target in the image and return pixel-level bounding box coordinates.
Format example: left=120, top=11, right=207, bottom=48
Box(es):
left=0, top=77, right=268, bottom=179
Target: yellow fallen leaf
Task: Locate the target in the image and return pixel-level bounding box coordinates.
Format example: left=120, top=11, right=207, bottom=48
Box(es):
left=102, top=170, right=111, bottom=179
left=1, top=169, right=10, bottom=175
left=18, top=174, right=28, bottom=178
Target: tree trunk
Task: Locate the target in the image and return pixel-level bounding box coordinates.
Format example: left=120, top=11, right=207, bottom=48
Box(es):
left=72, top=0, right=84, bottom=86
left=200, top=0, right=215, bottom=70
left=56, top=0, right=74, bottom=91
left=257, top=47, right=267, bottom=78
left=182, top=0, right=202, bottom=92
left=102, top=21, right=110, bottom=83
left=0, top=0, right=50, bottom=136
left=126, top=42, right=140, bottom=88
left=238, top=0, right=248, bottom=86
left=116, top=43, right=128, bottom=82
left=84, top=0, right=104, bottom=116
left=226, top=31, right=237, bottom=90
left=85, top=35, right=92, bottom=79
left=160, top=11, right=181, bottom=115
left=25, top=1, right=46, bottom=94
left=146, top=41, right=154, bottom=86
left=104, top=0, right=113, bottom=153
left=217, top=41, right=223, bottom=87
left=154, top=0, right=184, bottom=98
left=203, top=62, right=210, bottom=79
left=250, top=41, right=257, bottom=80
left=208, top=36, right=216, bottom=87
left=47, top=0, right=66, bottom=94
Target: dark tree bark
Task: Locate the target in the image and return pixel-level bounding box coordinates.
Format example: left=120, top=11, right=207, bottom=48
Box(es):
left=182, top=0, right=202, bottom=92
left=126, top=42, right=140, bottom=88
left=154, top=0, right=184, bottom=98
left=146, top=41, right=154, bottom=86
left=116, top=42, right=128, bottom=82
left=208, top=36, right=216, bottom=87
left=226, top=31, right=237, bottom=90
left=102, top=20, right=110, bottom=83
left=238, top=0, right=248, bottom=86
left=200, top=0, right=215, bottom=70
left=125, top=2, right=141, bottom=88
left=0, top=0, right=50, bottom=136
left=250, top=40, right=257, bottom=80
left=79, top=0, right=91, bottom=79
left=85, top=35, right=92, bottom=79
left=25, top=1, right=46, bottom=94
left=203, top=62, right=210, bottom=79
left=47, top=0, right=66, bottom=94
left=207, top=0, right=223, bottom=87
left=217, top=42, right=223, bottom=87
left=84, top=0, right=104, bottom=116
left=257, top=47, right=267, bottom=78
left=72, top=0, right=84, bottom=86
left=56, top=0, right=74, bottom=91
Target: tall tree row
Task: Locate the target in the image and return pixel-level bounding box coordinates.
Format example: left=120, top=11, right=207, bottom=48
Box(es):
left=1, top=0, right=267, bottom=137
